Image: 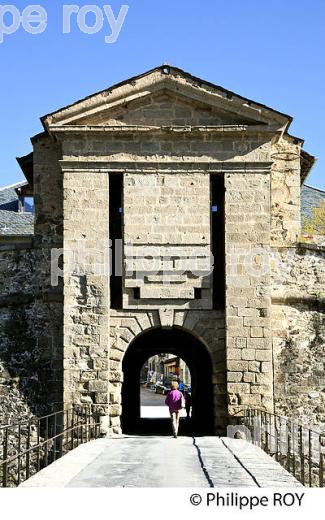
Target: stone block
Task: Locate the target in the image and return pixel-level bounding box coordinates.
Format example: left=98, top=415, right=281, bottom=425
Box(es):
left=235, top=338, right=247, bottom=349
left=227, top=348, right=242, bottom=360
left=140, top=286, right=195, bottom=299
left=261, top=396, right=273, bottom=410
left=261, top=362, right=272, bottom=373
left=239, top=394, right=262, bottom=406
left=227, top=326, right=251, bottom=338
left=93, top=358, right=108, bottom=370
left=110, top=350, right=123, bottom=362
left=256, top=373, right=272, bottom=384
left=237, top=308, right=258, bottom=317
left=250, top=327, right=263, bottom=338
left=248, top=361, right=261, bottom=372
left=228, top=360, right=249, bottom=371
left=88, top=380, right=108, bottom=392
left=110, top=404, right=122, bottom=417
left=109, top=370, right=124, bottom=383
left=255, top=350, right=272, bottom=361
left=228, top=383, right=250, bottom=394
left=251, top=384, right=273, bottom=395
left=247, top=338, right=269, bottom=349
left=226, top=316, right=244, bottom=327
left=227, top=372, right=243, bottom=383
left=243, top=372, right=256, bottom=383
left=110, top=416, right=120, bottom=427
left=243, top=317, right=269, bottom=327
left=241, top=349, right=256, bottom=361
left=95, top=392, right=109, bottom=404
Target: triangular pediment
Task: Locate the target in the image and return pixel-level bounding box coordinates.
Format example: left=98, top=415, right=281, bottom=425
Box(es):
left=42, top=65, right=291, bottom=131
left=66, top=89, right=264, bottom=127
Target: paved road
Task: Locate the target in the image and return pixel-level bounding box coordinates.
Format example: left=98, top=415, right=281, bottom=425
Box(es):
left=140, top=386, right=187, bottom=419
left=21, top=436, right=302, bottom=488
left=140, top=386, right=166, bottom=406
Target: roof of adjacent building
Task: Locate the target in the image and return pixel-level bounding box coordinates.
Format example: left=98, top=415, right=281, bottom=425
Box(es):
left=301, top=184, right=325, bottom=221
left=0, top=182, right=34, bottom=236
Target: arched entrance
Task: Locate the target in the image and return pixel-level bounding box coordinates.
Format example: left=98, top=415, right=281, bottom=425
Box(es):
left=121, top=327, right=214, bottom=435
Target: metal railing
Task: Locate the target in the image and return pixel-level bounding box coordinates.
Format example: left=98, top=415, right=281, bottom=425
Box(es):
left=0, top=405, right=102, bottom=488
left=243, top=408, right=325, bottom=487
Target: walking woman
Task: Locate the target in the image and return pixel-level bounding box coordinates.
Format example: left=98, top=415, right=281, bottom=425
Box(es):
left=165, top=381, right=185, bottom=438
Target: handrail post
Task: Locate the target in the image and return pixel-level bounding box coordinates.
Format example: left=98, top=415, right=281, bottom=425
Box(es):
left=299, top=425, right=305, bottom=486
left=266, top=412, right=269, bottom=454
left=26, top=421, right=31, bottom=481
left=292, top=420, right=296, bottom=478
left=287, top=430, right=291, bottom=473
left=71, top=408, right=75, bottom=450
left=17, top=424, right=21, bottom=486
left=320, top=435, right=324, bottom=488
left=309, top=430, right=312, bottom=487
left=276, top=416, right=280, bottom=462
left=37, top=419, right=41, bottom=473
left=2, top=427, right=8, bottom=488
left=53, top=413, right=57, bottom=462
left=64, top=409, right=69, bottom=455
left=44, top=416, right=49, bottom=467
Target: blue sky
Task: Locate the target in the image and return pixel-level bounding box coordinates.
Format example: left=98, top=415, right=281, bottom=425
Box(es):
left=0, top=0, right=324, bottom=188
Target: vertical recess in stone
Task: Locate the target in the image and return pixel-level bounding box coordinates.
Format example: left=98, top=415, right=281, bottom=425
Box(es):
left=211, top=173, right=225, bottom=310
left=109, top=173, right=123, bottom=309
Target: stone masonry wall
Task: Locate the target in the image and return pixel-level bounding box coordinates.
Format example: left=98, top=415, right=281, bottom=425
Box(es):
left=63, top=171, right=110, bottom=418
left=225, top=172, right=273, bottom=417
left=273, top=303, right=324, bottom=429
left=271, top=136, right=301, bottom=246
left=1, top=134, right=64, bottom=424
left=85, top=91, right=257, bottom=127
left=33, top=134, right=63, bottom=247
left=60, top=129, right=272, bottom=165
left=0, top=244, right=63, bottom=423
left=271, top=243, right=325, bottom=429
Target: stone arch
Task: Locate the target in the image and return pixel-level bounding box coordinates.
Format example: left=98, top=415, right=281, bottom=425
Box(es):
left=121, top=327, right=214, bottom=435
left=108, top=310, right=227, bottom=435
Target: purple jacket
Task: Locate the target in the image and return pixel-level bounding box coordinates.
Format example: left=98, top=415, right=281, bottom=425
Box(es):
left=165, top=389, right=184, bottom=412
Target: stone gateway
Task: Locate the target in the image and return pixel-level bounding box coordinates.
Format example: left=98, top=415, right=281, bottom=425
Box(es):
left=0, top=66, right=324, bottom=435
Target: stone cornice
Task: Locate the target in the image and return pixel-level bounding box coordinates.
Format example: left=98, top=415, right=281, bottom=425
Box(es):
left=49, top=123, right=278, bottom=137
left=59, top=160, right=273, bottom=175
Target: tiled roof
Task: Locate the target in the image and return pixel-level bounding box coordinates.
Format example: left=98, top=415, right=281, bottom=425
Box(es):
left=0, top=211, right=34, bottom=235
left=0, top=183, right=34, bottom=235
left=0, top=185, right=19, bottom=211
left=301, top=184, right=325, bottom=222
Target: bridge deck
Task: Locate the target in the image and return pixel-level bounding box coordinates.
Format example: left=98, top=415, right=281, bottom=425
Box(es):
left=20, top=436, right=302, bottom=488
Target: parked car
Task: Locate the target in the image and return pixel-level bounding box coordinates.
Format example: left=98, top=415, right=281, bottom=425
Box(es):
left=155, top=383, right=169, bottom=395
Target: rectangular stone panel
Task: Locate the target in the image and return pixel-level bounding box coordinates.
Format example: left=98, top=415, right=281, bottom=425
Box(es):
left=123, top=172, right=212, bottom=308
